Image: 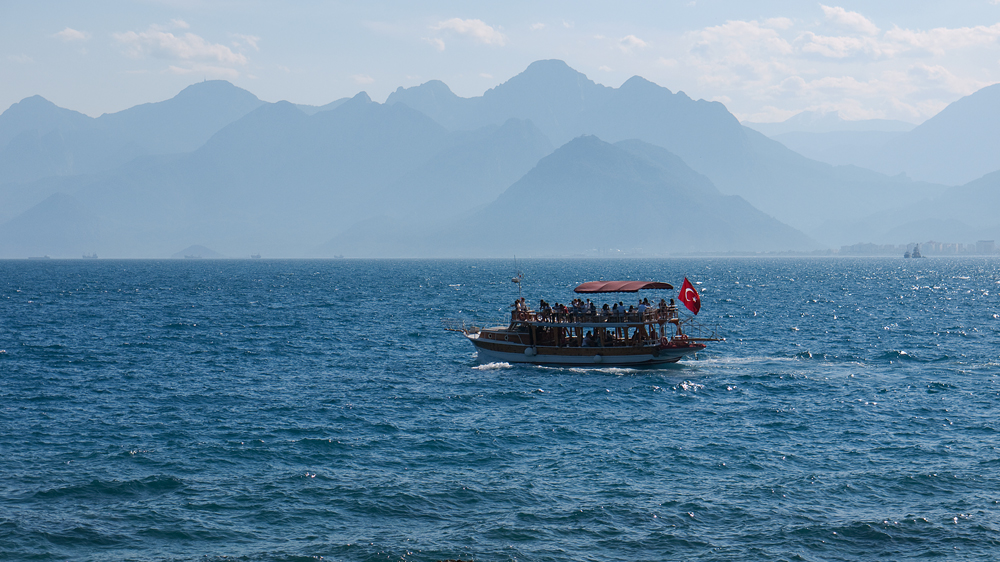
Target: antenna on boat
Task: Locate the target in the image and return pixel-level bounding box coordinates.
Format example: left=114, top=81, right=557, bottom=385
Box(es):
left=511, top=255, right=523, bottom=300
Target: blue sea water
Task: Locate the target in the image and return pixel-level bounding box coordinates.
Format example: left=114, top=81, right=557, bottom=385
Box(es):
left=2, top=257, right=1000, bottom=561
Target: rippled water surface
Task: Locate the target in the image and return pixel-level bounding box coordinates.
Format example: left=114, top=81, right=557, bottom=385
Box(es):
left=2, top=258, right=1000, bottom=561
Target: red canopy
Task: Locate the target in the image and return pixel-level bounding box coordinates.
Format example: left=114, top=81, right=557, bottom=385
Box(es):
left=574, top=281, right=674, bottom=293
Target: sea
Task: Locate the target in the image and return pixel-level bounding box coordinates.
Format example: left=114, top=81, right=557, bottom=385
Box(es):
left=2, top=257, right=999, bottom=562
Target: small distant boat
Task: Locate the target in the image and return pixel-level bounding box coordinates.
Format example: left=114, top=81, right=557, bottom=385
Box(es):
left=250, top=253, right=262, bottom=259
left=27, top=256, right=51, bottom=260
left=82, top=253, right=98, bottom=259
left=905, top=244, right=922, bottom=258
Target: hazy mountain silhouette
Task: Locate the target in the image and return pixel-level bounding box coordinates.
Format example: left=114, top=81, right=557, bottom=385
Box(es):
left=318, top=136, right=817, bottom=257
left=0, top=81, right=264, bottom=183
left=0, top=93, right=556, bottom=257
left=0, top=192, right=100, bottom=257
left=767, top=130, right=906, bottom=167
left=295, top=96, right=351, bottom=115
left=387, top=60, right=615, bottom=143
left=811, top=168, right=1000, bottom=245
left=863, top=83, right=1000, bottom=185
left=743, top=111, right=914, bottom=136
left=98, top=80, right=265, bottom=154
left=371, top=118, right=553, bottom=219
left=6, top=60, right=990, bottom=257
left=388, top=60, right=946, bottom=235
left=745, top=111, right=912, bottom=169
left=0, top=95, right=93, bottom=147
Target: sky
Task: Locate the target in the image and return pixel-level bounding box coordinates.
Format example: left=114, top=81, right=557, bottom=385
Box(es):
left=3, top=1, right=1000, bottom=123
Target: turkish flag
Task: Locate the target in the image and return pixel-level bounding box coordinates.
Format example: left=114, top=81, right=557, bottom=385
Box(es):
left=679, top=277, right=701, bottom=315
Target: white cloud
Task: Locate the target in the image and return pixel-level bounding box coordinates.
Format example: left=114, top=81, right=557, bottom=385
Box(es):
left=821, top=5, right=879, bottom=36
left=674, top=5, right=1000, bottom=122
left=54, top=27, right=90, bottom=42
left=233, top=34, right=261, bottom=51
left=530, top=23, right=545, bottom=31
left=692, top=20, right=794, bottom=57
left=352, top=74, right=375, bottom=84
left=480, top=73, right=493, bottom=78
left=883, top=23, right=1000, bottom=57
left=598, top=65, right=613, bottom=72
left=797, top=32, right=883, bottom=59
left=114, top=25, right=247, bottom=65
left=424, top=37, right=446, bottom=51
left=431, top=18, right=506, bottom=46
left=619, top=34, right=649, bottom=52
left=7, top=54, right=34, bottom=64
left=171, top=19, right=190, bottom=30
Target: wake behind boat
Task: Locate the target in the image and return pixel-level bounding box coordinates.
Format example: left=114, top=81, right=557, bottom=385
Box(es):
left=445, top=279, right=722, bottom=366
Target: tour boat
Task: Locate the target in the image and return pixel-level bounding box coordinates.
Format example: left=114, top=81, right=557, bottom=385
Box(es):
left=445, top=280, right=721, bottom=366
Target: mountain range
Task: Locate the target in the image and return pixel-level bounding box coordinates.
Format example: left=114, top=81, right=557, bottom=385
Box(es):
left=745, top=85, right=1000, bottom=187
left=1, top=60, right=998, bottom=257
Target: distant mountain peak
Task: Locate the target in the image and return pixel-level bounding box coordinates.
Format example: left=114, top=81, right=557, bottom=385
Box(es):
left=0, top=94, right=94, bottom=148
left=522, top=59, right=575, bottom=74
left=173, top=80, right=259, bottom=101
left=619, top=75, right=669, bottom=94
left=409, top=80, right=454, bottom=95
left=339, top=91, right=373, bottom=109
left=11, top=95, right=58, bottom=109
left=489, top=59, right=598, bottom=94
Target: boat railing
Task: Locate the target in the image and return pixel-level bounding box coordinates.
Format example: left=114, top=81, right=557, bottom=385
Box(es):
left=509, top=308, right=678, bottom=325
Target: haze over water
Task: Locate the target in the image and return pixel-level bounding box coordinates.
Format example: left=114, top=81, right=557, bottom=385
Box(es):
left=2, top=258, right=1000, bottom=561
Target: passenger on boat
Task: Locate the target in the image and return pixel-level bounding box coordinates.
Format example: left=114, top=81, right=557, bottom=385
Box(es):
left=541, top=300, right=552, bottom=321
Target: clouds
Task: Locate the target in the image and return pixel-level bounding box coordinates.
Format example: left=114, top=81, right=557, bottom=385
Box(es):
left=6, top=3, right=998, bottom=126
left=407, top=6, right=996, bottom=122
left=429, top=18, right=506, bottom=49
left=671, top=5, right=1000, bottom=121
left=115, top=27, right=246, bottom=64
left=112, top=21, right=252, bottom=78
left=821, top=5, right=879, bottom=36
left=54, top=27, right=90, bottom=42
left=618, top=34, right=648, bottom=53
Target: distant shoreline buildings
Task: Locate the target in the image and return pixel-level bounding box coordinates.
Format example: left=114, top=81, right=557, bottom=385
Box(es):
left=839, top=240, right=997, bottom=256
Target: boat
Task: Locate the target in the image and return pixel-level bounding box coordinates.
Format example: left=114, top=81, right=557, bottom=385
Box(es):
left=27, top=256, right=51, bottom=260
left=82, top=253, right=98, bottom=259
left=250, top=254, right=262, bottom=259
left=445, top=280, right=721, bottom=366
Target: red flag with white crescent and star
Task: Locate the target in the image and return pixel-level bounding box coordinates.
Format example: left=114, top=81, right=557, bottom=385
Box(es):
left=679, top=277, right=701, bottom=315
